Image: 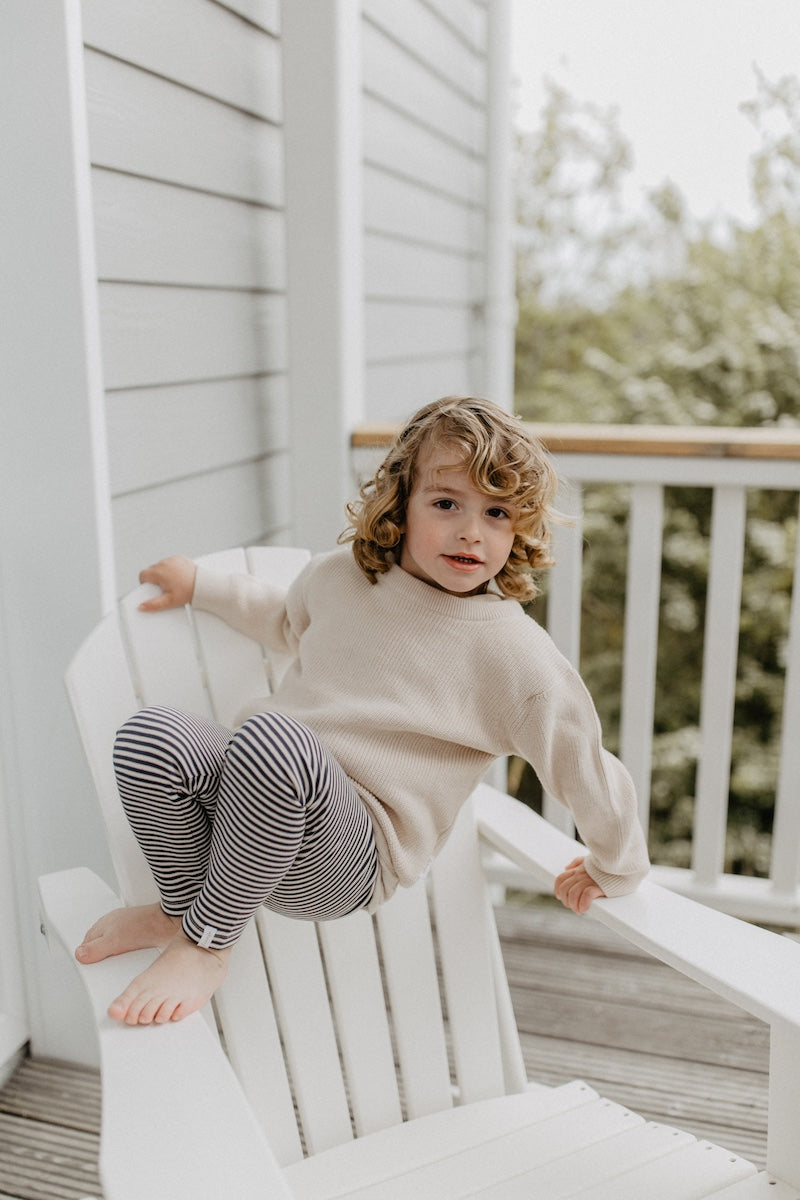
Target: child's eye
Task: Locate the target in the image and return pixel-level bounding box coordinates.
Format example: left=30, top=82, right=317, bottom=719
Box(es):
left=487, top=507, right=510, bottom=520
left=434, top=499, right=457, bottom=511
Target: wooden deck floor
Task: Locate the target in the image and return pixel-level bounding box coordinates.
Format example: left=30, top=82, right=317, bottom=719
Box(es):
left=0, top=901, right=769, bottom=1199
left=0, top=1058, right=101, bottom=1200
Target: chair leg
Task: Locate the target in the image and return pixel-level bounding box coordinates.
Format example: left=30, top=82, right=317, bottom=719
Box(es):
left=767, top=1017, right=800, bottom=1188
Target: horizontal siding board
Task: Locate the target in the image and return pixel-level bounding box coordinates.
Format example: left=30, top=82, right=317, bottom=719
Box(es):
left=99, top=283, right=287, bottom=389
left=365, top=231, right=480, bottom=302
left=214, top=0, right=280, bottom=35
left=82, top=0, right=282, bottom=122
left=365, top=357, right=477, bottom=422
left=425, top=0, right=487, bottom=52
left=366, top=298, right=475, bottom=361
left=364, top=94, right=482, bottom=202
left=112, top=454, right=291, bottom=590
left=85, top=49, right=283, bottom=205
left=362, top=19, right=484, bottom=153
left=108, top=374, right=289, bottom=494
left=361, top=0, right=485, bottom=98
left=365, top=165, right=483, bottom=253
left=93, top=169, right=286, bottom=290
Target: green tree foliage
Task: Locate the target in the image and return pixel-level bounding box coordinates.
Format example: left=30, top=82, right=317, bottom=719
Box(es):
left=514, top=77, right=800, bottom=875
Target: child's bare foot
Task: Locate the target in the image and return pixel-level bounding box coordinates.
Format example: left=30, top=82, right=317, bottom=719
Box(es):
left=75, top=903, right=180, bottom=965
left=107, top=931, right=231, bottom=1025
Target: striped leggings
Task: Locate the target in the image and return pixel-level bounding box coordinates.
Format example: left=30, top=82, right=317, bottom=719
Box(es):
left=113, top=706, right=378, bottom=950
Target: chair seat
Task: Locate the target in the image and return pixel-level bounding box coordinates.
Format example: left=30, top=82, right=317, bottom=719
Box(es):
left=284, top=1079, right=760, bottom=1200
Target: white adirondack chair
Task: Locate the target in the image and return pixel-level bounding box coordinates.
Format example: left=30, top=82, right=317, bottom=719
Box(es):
left=39, top=547, right=800, bottom=1200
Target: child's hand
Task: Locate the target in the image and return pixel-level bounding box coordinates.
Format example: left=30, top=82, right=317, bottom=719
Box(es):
left=554, top=856, right=606, bottom=914
left=138, top=556, right=197, bottom=612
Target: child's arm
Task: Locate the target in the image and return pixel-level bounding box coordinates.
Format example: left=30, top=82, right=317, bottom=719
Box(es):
left=136, top=556, right=300, bottom=654
left=554, top=856, right=606, bottom=914
left=511, top=640, right=650, bottom=907
left=137, top=556, right=197, bottom=612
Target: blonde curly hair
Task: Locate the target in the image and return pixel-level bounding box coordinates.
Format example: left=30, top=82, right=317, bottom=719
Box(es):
left=340, top=396, right=560, bottom=601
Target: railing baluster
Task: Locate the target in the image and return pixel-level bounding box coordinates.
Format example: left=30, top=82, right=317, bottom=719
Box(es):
left=770, top=495, right=800, bottom=897
left=546, top=480, right=584, bottom=667
left=543, top=481, right=583, bottom=834
left=620, top=483, right=664, bottom=832
left=692, top=486, right=747, bottom=887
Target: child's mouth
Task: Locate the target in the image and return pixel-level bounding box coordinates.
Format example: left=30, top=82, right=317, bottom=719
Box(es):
left=445, top=555, right=482, bottom=566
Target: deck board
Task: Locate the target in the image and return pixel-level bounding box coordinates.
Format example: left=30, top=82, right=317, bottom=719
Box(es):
left=0, top=901, right=769, bottom=1198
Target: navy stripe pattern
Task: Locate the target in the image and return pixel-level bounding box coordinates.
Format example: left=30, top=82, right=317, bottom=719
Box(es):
left=113, top=706, right=378, bottom=948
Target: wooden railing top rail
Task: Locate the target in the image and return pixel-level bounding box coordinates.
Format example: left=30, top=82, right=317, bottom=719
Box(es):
left=352, top=422, right=800, bottom=461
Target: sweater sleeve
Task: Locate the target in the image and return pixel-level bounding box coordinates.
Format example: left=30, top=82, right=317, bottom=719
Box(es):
left=191, top=564, right=309, bottom=657
left=511, top=666, right=650, bottom=897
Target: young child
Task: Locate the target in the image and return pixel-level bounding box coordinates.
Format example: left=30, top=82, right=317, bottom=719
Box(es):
left=76, top=396, right=649, bottom=1025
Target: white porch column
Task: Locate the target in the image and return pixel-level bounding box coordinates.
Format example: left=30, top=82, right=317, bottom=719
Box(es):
left=0, top=0, right=116, bottom=1062
left=281, top=0, right=365, bottom=552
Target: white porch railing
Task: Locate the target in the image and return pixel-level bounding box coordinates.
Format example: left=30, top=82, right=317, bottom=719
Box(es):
left=352, top=423, right=800, bottom=926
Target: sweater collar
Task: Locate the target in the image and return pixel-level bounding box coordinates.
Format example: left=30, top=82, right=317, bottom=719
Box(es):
left=382, top=562, right=517, bottom=621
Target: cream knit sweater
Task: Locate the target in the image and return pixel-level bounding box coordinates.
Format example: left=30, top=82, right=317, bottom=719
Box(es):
left=192, top=547, right=650, bottom=910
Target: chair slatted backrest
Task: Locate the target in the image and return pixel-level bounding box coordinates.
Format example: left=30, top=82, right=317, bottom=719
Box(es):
left=65, top=547, right=526, bottom=1167
left=65, top=610, right=156, bottom=905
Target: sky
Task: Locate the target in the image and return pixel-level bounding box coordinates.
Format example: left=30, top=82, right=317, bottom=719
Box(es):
left=510, top=0, right=800, bottom=226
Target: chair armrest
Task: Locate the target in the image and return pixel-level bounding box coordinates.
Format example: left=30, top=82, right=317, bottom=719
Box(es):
left=474, top=783, right=800, bottom=1031
left=38, top=868, right=291, bottom=1200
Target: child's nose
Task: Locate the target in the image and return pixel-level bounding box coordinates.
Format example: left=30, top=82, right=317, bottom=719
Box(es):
left=458, top=514, right=482, bottom=541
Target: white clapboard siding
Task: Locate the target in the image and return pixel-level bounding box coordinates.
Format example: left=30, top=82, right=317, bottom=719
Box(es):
left=81, top=0, right=282, bottom=121
left=364, top=95, right=482, bottom=203
left=366, top=301, right=475, bottom=363
left=426, top=0, right=488, bottom=52
left=85, top=50, right=283, bottom=206
left=112, top=456, right=291, bottom=589
left=214, top=0, right=280, bottom=34
left=361, top=1, right=489, bottom=421
left=362, top=19, right=485, bottom=153
left=365, top=232, right=480, bottom=303
left=364, top=165, right=483, bottom=253
left=362, top=0, right=486, bottom=97
left=93, top=170, right=286, bottom=291
left=98, top=285, right=287, bottom=391
left=81, top=2, right=289, bottom=596
left=364, top=359, right=479, bottom=422
left=107, top=375, right=289, bottom=495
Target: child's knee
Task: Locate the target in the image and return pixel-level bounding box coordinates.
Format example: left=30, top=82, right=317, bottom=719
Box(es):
left=114, top=705, right=179, bottom=760
left=225, top=712, right=312, bottom=806
left=234, top=710, right=305, bottom=752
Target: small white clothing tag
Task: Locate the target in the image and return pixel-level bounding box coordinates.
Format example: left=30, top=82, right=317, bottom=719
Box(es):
left=198, top=926, right=217, bottom=949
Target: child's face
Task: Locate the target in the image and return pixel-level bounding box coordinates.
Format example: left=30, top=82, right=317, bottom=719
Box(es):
left=400, top=445, right=517, bottom=596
